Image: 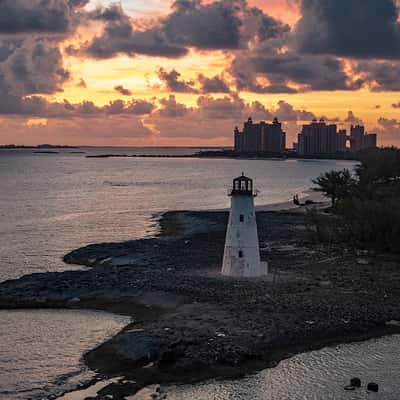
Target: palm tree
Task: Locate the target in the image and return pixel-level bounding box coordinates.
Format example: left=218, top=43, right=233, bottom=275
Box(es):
left=312, top=169, right=355, bottom=208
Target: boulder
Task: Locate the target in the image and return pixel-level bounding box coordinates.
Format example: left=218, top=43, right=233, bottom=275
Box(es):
left=367, top=382, right=379, bottom=392
left=350, top=377, right=361, bottom=387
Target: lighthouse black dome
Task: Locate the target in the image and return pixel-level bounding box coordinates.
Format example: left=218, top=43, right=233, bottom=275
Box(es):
left=231, top=173, right=255, bottom=196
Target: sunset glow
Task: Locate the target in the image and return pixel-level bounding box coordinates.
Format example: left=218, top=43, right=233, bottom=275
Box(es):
left=1, top=0, right=400, bottom=146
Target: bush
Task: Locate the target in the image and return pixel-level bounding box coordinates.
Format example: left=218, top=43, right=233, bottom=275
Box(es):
left=310, top=148, right=400, bottom=253
left=337, top=197, right=400, bottom=253
left=312, top=169, right=356, bottom=208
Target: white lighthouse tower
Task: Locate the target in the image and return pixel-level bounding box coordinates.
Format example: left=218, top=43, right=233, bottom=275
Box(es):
left=221, top=174, right=267, bottom=278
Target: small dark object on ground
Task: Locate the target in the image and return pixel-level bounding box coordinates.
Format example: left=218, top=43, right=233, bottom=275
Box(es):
left=344, top=385, right=356, bottom=391
left=350, top=377, right=361, bottom=387
left=367, top=382, right=379, bottom=392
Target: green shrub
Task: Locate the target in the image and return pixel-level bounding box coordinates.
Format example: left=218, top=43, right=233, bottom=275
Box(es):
left=337, top=197, right=400, bottom=253
left=310, top=148, right=400, bottom=253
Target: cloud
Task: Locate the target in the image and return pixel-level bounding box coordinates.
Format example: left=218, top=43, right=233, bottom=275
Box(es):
left=374, top=117, right=400, bottom=145
left=274, top=100, right=316, bottom=122
left=0, top=0, right=88, bottom=34
left=392, top=102, right=400, bottom=108
left=295, top=0, right=400, bottom=59
left=0, top=95, right=154, bottom=118
left=0, top=39, right=69, bottom=96
left=354, top=61, right=400, bottom=91
left=0, top=116, right=153, bottom=146
left=344, top=111, right=364, bottom=125
left=198, top=74, right=230, bottom=93
left=81, top=0, right=288, bottom=59
left=231, top=46, right=362, bottom=92
left=147, top=94, right=317, bottom=141
left=157, top=69, right=231, bottom=93
left=155, top=95, right=191, bottom=117
left=114, top=85, right=132, bottom=96
left=157, top=68, right=197, bottom=93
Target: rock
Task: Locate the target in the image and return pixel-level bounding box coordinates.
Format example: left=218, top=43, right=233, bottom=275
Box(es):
left=68, top=297, right=81, bottom=304
left=350, top=377, right=361, bottom=387
left=386, top=320, right=400, bottom=327
left=367, top=382, right=379, bottom=392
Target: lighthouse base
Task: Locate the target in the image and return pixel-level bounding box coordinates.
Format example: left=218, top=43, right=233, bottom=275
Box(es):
left=221, top=257, right=268, bottom=278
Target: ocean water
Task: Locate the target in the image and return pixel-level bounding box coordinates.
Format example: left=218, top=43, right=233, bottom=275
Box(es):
left=165, top=335, right=400, bottom=400
left=0, top=148, right=364, bottom=399
left=0, top=309, right=130, bottom=400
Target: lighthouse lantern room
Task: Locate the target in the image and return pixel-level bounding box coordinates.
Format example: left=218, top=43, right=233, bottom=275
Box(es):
left=221, top=174, right=268, bottom=278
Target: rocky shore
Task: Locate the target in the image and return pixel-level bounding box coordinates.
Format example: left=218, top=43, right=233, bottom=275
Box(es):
left=1, top=209, right=400, bottom=399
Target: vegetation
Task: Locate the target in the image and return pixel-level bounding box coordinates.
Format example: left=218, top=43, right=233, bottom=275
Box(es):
left=312, top=147, right=400, bottom=253
left=312, top=169, right=355, bottom=208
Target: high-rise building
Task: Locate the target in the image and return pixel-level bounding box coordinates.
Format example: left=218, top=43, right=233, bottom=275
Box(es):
left=297, top=121, right=378, bottom=156
left=234, top=126, right=243, bottom=153
left=298, top=119, right=340, bottom=156
left=350, top=125, right=378, bottom=152
left=338, top=129, right=347, bottom=152
left=234, top=117, right=285, bottom=154
left=350, top=125, right=365, bottom=152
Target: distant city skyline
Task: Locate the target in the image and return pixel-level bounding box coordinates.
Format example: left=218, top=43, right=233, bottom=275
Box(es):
left=234, top=117, right=378, bottom=155
left=0, top=0, right=400, bottom=146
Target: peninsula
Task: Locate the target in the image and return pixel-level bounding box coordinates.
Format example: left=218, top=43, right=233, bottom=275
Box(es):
left=1, top=206, right=400, bottom=399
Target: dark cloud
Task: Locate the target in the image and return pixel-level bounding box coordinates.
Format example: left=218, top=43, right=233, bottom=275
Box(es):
left=86, top=24, right=188, bottom=59
left=231, top=47, right=362, bottom=93
left=274, top=100, right=316, bottom=122
left=156, top=95, right=191, bottom=117
left=161, top=0, right=241, bottom=50
left=83, top=3, right=188, bottom=59
left=354, top=61, right=400, bottom=91
left=114, top=85, right=132, bottom=96
left=295, top=0, right=400, bottom=59
left=0, top=0, right=88, bottom=34
left=82, top=0, right=288, bottom=59
left=0, top=94, right=154, bottom=118
left=157, top=68, right=197, bottom=93
left=392, top=102, right=400, bottom=108
left=0, top=39, right=69, bottom=96
left=196, top=95, right=247, bottom=119
left=91, top=3, right=126, bottom=21
left=198, top=74, right=230, bottom=93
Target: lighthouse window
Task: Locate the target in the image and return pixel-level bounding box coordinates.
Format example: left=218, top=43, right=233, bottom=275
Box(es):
left=239, top=214, right=244, bottom=222
left=238, top=250, right=243, bottom=258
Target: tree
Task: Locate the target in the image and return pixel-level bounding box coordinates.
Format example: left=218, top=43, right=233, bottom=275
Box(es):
left=312, top=169, right=355, bottom=208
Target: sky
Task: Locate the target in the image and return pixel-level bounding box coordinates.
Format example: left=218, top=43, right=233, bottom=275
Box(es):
left=0, top=0, right=400, bottom=146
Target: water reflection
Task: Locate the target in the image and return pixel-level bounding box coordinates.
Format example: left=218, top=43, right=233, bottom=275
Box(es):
left=166, top=335, right=400, bottom=399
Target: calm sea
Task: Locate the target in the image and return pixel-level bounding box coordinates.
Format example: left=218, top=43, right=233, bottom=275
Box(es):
left=2, top=148, right=396, bottom=399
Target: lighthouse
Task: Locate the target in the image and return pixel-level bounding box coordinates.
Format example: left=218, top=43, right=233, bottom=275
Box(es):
left=221, top=174, right=267, bottom=278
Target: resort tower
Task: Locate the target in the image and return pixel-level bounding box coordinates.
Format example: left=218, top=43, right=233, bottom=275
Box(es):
left=222, top=174, right=267, bottom=277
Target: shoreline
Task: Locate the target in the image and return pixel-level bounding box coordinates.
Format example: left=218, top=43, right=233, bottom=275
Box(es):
left=1, top=206, right=400, bottom=399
